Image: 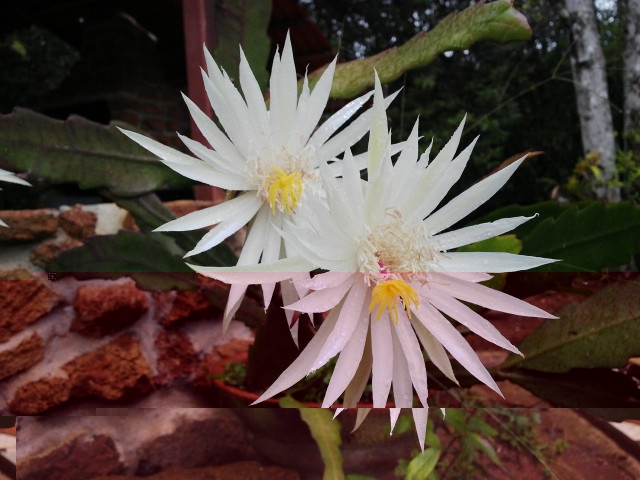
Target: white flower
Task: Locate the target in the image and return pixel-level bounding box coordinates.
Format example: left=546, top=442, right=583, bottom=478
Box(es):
left=0, top=168, right=31, bottom=227
left=193, top=74, right=557, bottom=449
left=119, top=33, right=397, bottom=331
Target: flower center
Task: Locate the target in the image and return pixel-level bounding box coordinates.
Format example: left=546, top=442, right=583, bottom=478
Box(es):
left=266, top=166, right=303, bottom=214
left=358, top=209, right=436, bottom=277
left=369, top=279, right=419, bottom=324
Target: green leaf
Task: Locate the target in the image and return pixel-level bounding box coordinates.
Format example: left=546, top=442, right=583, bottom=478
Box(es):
left=501, top=281, right=640, bottom=372
left=0, top=108, right=192, bottom=196
left=47, top=231, right=198, bottom=291
left=211, top=0, right=272, bottom=91
left=469, top=433, right=501, bottom=466
left=521, top=202, right=640, bottom=271
left=309, top=0, right=531, bottom=98
left=405, top=447, right=440, bottom=480
left=279, top=396, right=345, bottom=480
left=500, top=368, right=640, bottom=408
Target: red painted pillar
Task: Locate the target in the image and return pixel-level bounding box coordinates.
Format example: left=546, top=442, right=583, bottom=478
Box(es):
left=182, top=0, right=225, bottom=202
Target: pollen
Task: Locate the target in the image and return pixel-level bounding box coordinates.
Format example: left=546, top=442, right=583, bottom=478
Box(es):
left=369, top=279, right=419, bottom=324
left=266, top=166, right=303, bottom=214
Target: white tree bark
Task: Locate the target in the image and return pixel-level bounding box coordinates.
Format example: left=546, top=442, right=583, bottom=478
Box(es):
left=624, top=0, right=640, bottom=151
left=556, top=0, right=620, bottom=202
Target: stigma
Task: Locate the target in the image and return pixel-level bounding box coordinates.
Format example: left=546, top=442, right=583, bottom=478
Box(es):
left=369, top=279, right=419, bottom=324
left=266, top=166, right=303, bottom=214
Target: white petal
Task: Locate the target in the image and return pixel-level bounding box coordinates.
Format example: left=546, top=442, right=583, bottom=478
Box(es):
left=188, top=256, right=315, bottom=282
left=322, top=294, right=370, bottom=407
left=178, top=133, right=244, bottom=176
left=342, top=331, right=373, bottom=407
left=414, top=302, right=502, bottom=396
left=185, top=198, right=261, bottom=256
left=309, top=91, right=373, bottom=148
left=0, top=169, right=30, bottom=186
left=395, top=313, right=429, bottom=406
left=412, top=408, right=429, bottom=451
left=431, top=216, right=534, bottom=251
left=253, top=302, right=342, bottom=404
left=435, top=273, right=557, bottom=318
left=423, top=157, right=526, bottom=235
left=180, top=94, right=246, bottom=167
left=394, top=118, right=420, bottom=178
left=426, top=285, right=521, bottom=354
left=391, top=327, right=414, bottom=408
left=297, top=272, right=356, bottom=290
left=410, top=136, right=479, bottom=223
left=269, top=33, right=298, bottom=145
left=368, top=72, right=388, bottom=179
left=389, top=408, right=402, bottom=434
left=219, top=211, right=270, bottom=330
left=315, top=89, right=400, bottom=161
left=222, top=283, right=249, bottom=334
left=285, top=275, right=356, bottom=313
left=411, top=317, right=458, bottom=384
left=311, top=279, right=368, bottom=370
left=118, top=128, right=249, bottom=190
left=238, top=47, right=269, bottom=133
left=296, top=57, right=337, bottom=145
left=371, top=310, right=394, bottom=407
left=155, top=192, right=259, bottom=232
left=436, top=252, right=556, bottom=273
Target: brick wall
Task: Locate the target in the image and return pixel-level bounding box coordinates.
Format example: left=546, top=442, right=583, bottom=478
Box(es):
left=0, top=202, right=254, bottom=417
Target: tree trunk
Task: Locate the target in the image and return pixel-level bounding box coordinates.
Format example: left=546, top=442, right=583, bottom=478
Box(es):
left=624, top=0, right=640, bottom=151
left=555, top=0, right=620, bottom=202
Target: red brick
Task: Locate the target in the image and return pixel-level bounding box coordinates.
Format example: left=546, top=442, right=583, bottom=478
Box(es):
left=72, top=282, right=149, bottom=336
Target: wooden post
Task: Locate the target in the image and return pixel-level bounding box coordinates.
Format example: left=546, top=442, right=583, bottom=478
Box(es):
left=182, top=0, right=225, bottom=202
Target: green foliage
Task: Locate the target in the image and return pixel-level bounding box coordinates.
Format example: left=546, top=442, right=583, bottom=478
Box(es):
left=0, top=26, right=79, bottom=112
left=501, top=280, right=640, bottom=372
left=405, top=448, right=440, bottom=480
left=0, top=109, right=193, bottom=196
left=279, top=397, right=345, bottom=480
left=219, top=360, right=247, bottom=387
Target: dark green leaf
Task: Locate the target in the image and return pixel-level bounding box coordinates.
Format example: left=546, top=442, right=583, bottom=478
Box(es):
left=469, top=201, right=582, bottom=240
left=501, top=281, right=640, bottom=372
left=521, top=202, right=640, bottom=271
left=107, top=192, right=238, bottom=267
left=0, top=108, right=192, bottom=196
left=500, top=368, right=640, bottom=408
left=47, top=231, right=198, bottom=291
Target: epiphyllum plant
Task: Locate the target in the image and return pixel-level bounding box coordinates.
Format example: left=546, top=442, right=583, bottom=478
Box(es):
left=0, top=168, right=30, bottom=227
left=119, top=33, right=396, bottom=330
left=192, top=74, right=557, bottom=447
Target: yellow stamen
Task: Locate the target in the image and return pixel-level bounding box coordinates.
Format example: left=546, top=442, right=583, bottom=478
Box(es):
left=369, top=279, right=419, bottom=324
left=266, top=166, right=303, bottom=214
